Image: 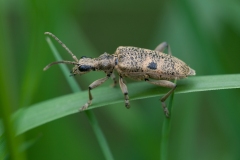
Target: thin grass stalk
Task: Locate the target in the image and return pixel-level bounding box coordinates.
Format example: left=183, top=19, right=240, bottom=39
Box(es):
left=160, top=79, right=177, bottom=160
left=46, top=37, right=114, bottom=160
left=0, top=2, right=25, bottom=159
left=0, top=108, right=24, bottom=160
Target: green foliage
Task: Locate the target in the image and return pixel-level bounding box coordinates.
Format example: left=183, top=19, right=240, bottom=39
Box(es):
left=1, top=0, right=240, bottom=159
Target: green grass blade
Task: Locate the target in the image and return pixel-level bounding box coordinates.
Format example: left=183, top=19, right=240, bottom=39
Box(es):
left=44, top=37, right=114, bottom=160
left=12, top=74, right=240, bottom=135
left=160, top=79, right=177, bottom=160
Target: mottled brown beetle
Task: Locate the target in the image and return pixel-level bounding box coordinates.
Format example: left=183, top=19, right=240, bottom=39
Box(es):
left=44, top=32, right=195, bottom=117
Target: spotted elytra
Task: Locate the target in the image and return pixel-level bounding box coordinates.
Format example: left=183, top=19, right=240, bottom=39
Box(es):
left=44, top=32, right=195, bottom=117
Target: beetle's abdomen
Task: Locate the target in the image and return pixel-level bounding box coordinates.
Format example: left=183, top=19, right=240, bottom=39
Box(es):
left=115, top=46, right=195, bottom=80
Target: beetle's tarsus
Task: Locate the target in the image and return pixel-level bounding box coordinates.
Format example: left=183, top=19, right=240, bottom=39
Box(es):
left=80, top=101, right=92, bottom=111
left=125, top=102, right=130, bottom=109
left=161, top=102, right=170, bottom=118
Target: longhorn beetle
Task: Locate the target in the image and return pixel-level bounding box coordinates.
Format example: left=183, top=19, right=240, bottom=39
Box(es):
left=44, top=32, right=195, bottom=117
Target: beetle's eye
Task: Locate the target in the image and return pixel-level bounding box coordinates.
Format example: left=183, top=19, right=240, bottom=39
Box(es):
left=79, top=65, right=92, bottom=71
left=80, top=56, right=87, bottom=59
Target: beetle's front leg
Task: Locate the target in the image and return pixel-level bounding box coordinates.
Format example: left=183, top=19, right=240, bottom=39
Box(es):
left=119, top=76, right=130, bottom=108
left=146, top=79, right=176, bottom=117
left=80, top=74, right=110, bottom=111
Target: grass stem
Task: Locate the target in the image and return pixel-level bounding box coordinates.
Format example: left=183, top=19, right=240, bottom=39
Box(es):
left=46, top=37, right=114, bottom=160
left=160, top=79, right=177, bottom=160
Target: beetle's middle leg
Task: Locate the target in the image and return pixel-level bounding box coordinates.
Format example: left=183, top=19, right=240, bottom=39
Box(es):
left=155, top=42, right=172, bottom=55
left=110, top=72, right=117, bottom=87
left=146, top=79, right=176, bottom=117
left=80, top=74, right=111, bottom=111
left=119, top=76, right=130, bottom=108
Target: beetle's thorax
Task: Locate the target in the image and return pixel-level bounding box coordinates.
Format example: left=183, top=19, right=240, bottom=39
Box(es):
left=93, top=52, right=115, bottom=71
left=73, top=53, right=115, bottom=76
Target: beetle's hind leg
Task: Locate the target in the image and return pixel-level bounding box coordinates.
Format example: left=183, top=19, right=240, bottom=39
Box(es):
left=155, top=42, right=172, bottom=55
left=146, top=79, right=176, bottom=117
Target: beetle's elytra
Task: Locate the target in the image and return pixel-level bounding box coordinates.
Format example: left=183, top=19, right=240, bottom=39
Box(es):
left=44, top=32, right=195, bottom=117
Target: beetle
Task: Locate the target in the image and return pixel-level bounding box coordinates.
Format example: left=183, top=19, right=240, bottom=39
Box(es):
left=44, top=32, right=195, bottom=117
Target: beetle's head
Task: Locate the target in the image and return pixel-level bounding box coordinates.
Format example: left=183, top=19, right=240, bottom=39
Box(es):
left=70, top=56, right=95, bottom=76
left=43, top=32, right=97, bottom=76
left=44, top=56, right=96, bottom=76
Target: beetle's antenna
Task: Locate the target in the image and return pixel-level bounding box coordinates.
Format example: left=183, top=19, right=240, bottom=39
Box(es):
left=43, top=60, right=78, bottom=71
left=44, top=32, right=79, bottom=62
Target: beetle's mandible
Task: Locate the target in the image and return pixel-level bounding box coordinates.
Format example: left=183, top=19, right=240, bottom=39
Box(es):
left=43, top=32, right=195, bottom=117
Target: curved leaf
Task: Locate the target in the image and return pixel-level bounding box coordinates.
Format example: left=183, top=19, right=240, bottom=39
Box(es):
left=13, top=74, right=240, bottom=135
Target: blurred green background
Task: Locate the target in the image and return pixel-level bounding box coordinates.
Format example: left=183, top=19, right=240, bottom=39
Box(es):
left=1, top=0, right=240, bottom=159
